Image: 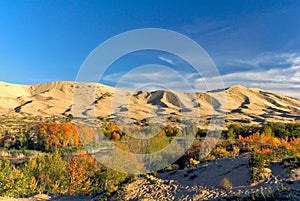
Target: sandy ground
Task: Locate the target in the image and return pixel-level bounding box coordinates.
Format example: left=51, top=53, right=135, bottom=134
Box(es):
left=157, top=156, right=251, bottom=188
left=118, top=156, right=300, bottom=201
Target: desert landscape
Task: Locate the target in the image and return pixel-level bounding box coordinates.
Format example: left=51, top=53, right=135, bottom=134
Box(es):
left=1, top=1, right=300, bottom=201
left=0, top=81, right=300, bottom=200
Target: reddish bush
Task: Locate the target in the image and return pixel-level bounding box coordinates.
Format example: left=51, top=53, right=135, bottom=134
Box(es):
left=31, top=123, right=80, bottom=151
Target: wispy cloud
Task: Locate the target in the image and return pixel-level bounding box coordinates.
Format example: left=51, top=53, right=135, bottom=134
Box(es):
left=229, top=52, right=299, bottom=68
left=182, top=18, right=232, bottom=36
left=158, top=56, right=176, bottom=65
left=103, top=52, right=300, bottom=98
left=194, top=53, right=300, bottom=98
left=102, top=65, right=199, bottom=92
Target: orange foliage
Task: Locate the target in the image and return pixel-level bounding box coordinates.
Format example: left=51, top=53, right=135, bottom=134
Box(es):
left=75, top=125, right=97, bottom=145
left=111, top=132, right=121, bottom=140
left=238, top=133, right=282, bottom=148
left=66, top=154, right=95, bottom=195
left=238, top=132, right=299, bottom=152
left=163, top=125, right=179, bottom=137
left=260, top=148, right=272, bottom=155
left=289, top=138, right=300, bottom=149
left=107, top=123, right=120, bottom=131
left=32, top=122, right=80, bottom=150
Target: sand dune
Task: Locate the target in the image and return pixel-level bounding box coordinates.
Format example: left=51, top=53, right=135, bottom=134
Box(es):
left=0, top=81, right=299, bottom=125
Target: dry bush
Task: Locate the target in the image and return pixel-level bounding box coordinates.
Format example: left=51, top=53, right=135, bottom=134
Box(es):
left=220, top=177, right=232, bottom=190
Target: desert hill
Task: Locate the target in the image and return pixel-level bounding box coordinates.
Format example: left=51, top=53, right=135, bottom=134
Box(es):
left=0, top=81, right=299, bottom=125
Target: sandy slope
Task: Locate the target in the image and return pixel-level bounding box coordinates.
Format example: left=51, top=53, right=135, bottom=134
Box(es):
left=0, top=81, right=299, bottom=125
left=117, top=156, right=300, bottom=201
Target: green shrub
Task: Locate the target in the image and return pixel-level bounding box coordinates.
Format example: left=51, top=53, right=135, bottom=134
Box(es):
left=22, top=152, right=70, bottom=195
left=249, top=153, right=269, bottom=168
left=0, top=159, right=31, bottom=197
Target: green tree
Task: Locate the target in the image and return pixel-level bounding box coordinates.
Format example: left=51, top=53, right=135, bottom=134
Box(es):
left=22, top=152, right=69, bottom=195
left=262, top=125, right=273, bottom=135
left=227, top=123, right=242, bottom=139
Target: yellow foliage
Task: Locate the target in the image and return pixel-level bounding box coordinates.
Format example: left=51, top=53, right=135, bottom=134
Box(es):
left=238, top=132, right=300, bottom=153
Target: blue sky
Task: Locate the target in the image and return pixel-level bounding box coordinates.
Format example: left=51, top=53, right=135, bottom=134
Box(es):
left=0, top=0, right=300, bottom=97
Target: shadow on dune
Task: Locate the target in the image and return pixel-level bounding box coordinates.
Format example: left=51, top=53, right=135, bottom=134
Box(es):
left=157, top=156, right=252, bottom=189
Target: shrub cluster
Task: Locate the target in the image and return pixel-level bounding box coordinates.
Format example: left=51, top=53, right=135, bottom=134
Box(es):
left=0, top=152, right=128, bottom=197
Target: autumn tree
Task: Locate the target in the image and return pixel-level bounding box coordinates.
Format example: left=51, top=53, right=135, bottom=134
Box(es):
left=30, top=123, right=80, bottom=151
left=66, top=155, right=95, bottom=195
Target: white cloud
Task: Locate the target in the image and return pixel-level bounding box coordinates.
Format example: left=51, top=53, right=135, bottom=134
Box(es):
left=230, top=52, right=299, bottom=68
left=103, top=52, right=300, bottom=99
left=194, top=56, right=300, bottom=98
left=158, top=56, right=176, bottom=65
left=182, top=18, right=232, bottom=36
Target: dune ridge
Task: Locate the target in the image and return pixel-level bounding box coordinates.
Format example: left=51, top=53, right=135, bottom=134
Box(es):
left=0, top=81, right=299, bottom=125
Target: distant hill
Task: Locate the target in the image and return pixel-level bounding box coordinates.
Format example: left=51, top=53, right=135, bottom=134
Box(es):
left=0, top=81, right=299, bottom=125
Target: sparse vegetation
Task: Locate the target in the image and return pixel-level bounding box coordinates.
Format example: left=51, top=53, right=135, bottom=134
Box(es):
left=220, top=177, right=232, bottom=190
left=1, top=117, right=300, bottom=198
